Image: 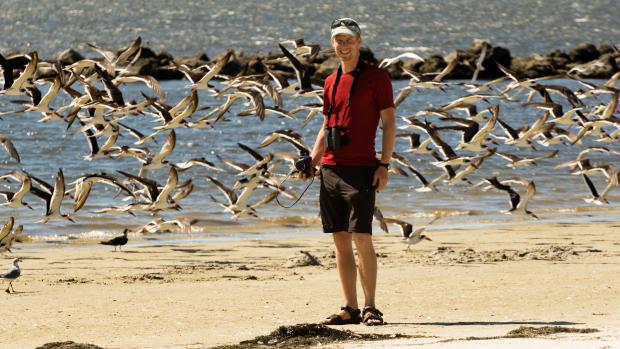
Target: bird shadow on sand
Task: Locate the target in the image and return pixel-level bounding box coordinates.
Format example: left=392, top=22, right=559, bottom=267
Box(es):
left=388, top=320, right=582, bottom=326
left=4, top=290, right=39, bottom=295
left=170, top=248, right=235, bottom=254
left=116, top=250, right=169, bottom=254
left=254, top=243, right=308, bottom=249
left=3, top=256, right=45, bottom=260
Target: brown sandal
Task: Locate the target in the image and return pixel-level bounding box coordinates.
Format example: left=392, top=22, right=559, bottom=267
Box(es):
left=362, top=306, right=385, bottom=326
left=320, top=305, right=361, bottom=325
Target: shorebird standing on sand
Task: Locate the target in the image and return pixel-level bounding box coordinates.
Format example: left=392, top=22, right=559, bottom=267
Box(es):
left=100, top=229, right=128, bottom=252
left=1, top=258, right=21, bottom=293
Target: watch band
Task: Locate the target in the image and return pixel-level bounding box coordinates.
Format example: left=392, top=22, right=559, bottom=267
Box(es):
left=378, top=162, right=389, bottom=169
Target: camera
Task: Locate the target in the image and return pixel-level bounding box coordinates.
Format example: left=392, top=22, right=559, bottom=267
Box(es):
left=294, top=156, right=313, bottom=176
left=324, top=126, right=350, bottom=151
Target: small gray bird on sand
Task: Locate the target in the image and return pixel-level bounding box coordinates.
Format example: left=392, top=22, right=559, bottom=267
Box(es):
left=1, top=258, right=21, bottom=293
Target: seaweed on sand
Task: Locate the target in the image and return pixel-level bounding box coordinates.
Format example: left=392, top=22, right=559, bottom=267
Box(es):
left=462, top=326, right=600, bottom=341
left=212, top=323, right=407, bottom=349
left=506, top=326, right=599, bottom=338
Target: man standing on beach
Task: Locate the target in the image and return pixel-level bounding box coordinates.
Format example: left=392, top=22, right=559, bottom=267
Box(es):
left=308, top=18, right=395, bottom=326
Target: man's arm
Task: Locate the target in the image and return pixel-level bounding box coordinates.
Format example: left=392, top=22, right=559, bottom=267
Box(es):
left=310, top=117, right=328, bottom=167
left=373, top=107, right=396, bottom=191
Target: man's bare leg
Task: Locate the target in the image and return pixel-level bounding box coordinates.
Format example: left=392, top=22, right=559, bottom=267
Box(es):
left=332, top=231, right=358, bottom=319
left=353, top=233, right=377, bottom=308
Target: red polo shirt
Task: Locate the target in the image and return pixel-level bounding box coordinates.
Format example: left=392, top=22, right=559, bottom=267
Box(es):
left=321, top=64, right=394, bottom=166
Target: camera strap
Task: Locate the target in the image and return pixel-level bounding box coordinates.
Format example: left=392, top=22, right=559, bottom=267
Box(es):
left=325, top=60, right=364, bottom=128
left=274, top=172, right=315, bottom=208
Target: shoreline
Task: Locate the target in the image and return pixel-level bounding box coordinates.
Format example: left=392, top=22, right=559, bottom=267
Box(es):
left=11, top=205, right=620, bottom=252
left=2, top=219, right=619, bottom=348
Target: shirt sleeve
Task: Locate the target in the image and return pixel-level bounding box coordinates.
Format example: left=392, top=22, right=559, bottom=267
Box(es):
left=373, top=70, right=395, bottom=111
left=322, top=78, right=332, bottom=115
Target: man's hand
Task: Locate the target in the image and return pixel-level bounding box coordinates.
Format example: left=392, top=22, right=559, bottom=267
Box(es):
left=372, top=166, right=389, bottom=192
left=296, top=166, right=319, bottom=180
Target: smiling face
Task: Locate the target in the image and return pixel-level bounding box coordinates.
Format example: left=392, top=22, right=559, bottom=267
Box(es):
left=331, top=34, right=361, bottom=65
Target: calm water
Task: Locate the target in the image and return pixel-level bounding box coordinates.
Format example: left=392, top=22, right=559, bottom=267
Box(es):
left=1, top=78, right=619, bottom=243
left=1, top=0, right=619, bottom=59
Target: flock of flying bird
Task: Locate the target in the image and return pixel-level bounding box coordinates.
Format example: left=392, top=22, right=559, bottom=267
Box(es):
left=1, top=37, right=620, bottom=291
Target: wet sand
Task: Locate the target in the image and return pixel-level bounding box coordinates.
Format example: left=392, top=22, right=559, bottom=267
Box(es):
left=1, top=219, right=619, bottom=349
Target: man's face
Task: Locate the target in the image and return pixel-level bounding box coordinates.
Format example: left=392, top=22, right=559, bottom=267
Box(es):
left=332, top=34, right=361, bottom=62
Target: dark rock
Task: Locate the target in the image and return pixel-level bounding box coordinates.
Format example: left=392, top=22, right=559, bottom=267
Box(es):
left=42, top=41, right=620, bottom=82
left=359, top=46, right=378, bottom=65
left=511, top=56, right=558, bottom=78
left=444, top=50, right=475, bottom=79
left=151, top=66, right=183, bottom=80
left=55, top=49, right=84, bottom=66
left=137, top=46, right=157, bottom=59
left=597, top=44, right=615, bottom=56
left=401, top=59, right=424, bottom=73
left=131, top=57, right=161, bottom=76
left=417, top=55, right=446, bottom=75
left=314, top=56, right=339, bottom=78
left=223, top=59, right=246, bottom=76
left=568, top=52, right=618, bottom=78
left=546, top=50, right=571, bottom=69
left=247, top=57, right=266, bottom=74
left=483, top=46, right=512, bottom=77
left=34, top=65, right=60, bottom=80
left=569, top=43, right=600, bottom=63
left=450, top=62, right=475, bottom=79
left=604, top=53, right=620, bottom=71
left=383, top=62, right=406, bottom=79
left=217, top=50, right=245, bottom=76
left=174, top=51, right=211, bottom=68
left=155, top=52, right=174, bottom=66
left=436, top=40, right=513, bottom=79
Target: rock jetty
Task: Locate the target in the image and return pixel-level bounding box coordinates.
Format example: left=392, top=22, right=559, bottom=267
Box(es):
left=35, top=40, right=620, bottom=81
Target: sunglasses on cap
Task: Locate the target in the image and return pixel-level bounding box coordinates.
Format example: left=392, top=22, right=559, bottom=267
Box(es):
left=331, top=18, right=360, bottom=30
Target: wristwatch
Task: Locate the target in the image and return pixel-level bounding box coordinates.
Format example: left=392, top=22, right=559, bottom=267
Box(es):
left=378, top=161, right=389, bottom=169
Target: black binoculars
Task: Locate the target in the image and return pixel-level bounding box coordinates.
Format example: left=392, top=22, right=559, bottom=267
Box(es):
left=324, top=126, right=350, bottom=151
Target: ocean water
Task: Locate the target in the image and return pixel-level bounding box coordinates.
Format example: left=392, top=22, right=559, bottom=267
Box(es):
left=1, top=77, right=619, bottom=244
left=1, top=0, right=618, bottom=59
left=1, top=0, right=619, bottom=244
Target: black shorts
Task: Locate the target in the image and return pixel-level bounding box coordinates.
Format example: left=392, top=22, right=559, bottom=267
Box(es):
left=320, top=165, right=376, bottom=234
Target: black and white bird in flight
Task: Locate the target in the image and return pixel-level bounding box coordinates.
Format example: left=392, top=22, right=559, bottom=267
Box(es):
left=482, top=177, right=539, bottom=219
left=30, top=169, right=74, bottom=223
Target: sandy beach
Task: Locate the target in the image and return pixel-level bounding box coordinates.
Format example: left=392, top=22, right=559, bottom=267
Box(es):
left=1, top=219, right=619, bottom=349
